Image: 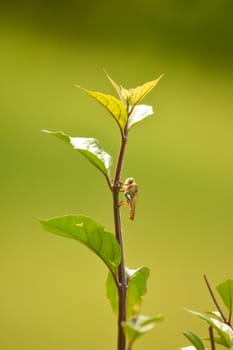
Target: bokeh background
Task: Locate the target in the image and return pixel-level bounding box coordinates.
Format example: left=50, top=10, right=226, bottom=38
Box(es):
left=0, top=1, right=232, bottom=349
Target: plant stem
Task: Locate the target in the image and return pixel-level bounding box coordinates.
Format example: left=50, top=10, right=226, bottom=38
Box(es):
left=113, top=134, right=128, bottom=350
left=209, top=326, right=216, bottom=350
left=204, top=275, right=228, bottom=323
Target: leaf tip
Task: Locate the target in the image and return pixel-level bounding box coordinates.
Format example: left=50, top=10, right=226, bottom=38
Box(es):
left=102, top=67, right=108, bottom=75
left=38, top=217, right=46, bottom=228
left=155, top=73, right=165, bottom=83
left=41, top=129, right=51, bottom=134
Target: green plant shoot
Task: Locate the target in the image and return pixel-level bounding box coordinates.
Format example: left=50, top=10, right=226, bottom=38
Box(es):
left=40, top=72, right=163, bottom=350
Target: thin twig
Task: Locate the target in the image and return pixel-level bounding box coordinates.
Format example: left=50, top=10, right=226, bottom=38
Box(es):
left=204, top=275, right=227, bottom=323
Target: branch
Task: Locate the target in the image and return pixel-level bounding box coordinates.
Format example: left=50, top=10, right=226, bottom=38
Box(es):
left=204, top=275, right=227, bottom=323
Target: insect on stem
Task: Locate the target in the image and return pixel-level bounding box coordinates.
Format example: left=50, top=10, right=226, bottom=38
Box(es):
left=120, top=177, right=138, bottom=221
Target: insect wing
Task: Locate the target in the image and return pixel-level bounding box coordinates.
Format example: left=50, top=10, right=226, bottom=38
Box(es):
left=121, top=178, right=138, bottom=221
left=129, top=189, right=138, bottom=221
left=125, top=191, right=134, bottom=205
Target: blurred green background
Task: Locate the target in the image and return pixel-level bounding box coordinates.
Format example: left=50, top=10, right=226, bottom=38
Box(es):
left=0, top=1, right=232, bottom=349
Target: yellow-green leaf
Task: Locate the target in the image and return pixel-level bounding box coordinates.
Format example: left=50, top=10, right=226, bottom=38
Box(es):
left=105, top=266, right=150, bottom=316
left=77, top=86, right=127, bottom=131
left=104, top=70, right=129, bottom=105
left=127, top=74, right=164, bottom=108
left=105, top=71, right=163, bottom=111
left=106, top=271, right=118, bottom=314
left=122, top=314, right=163, bottom=345
left=126, top=267, right=150, bottom=317
left=216, top=279, right=233, bottom=313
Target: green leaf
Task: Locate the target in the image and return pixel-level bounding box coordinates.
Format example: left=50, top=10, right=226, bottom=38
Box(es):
left=126, top=267, right=150, bottom=317
left=185, top=309, right=233, bottom=348
left=127, top=104, right=154, bottom=130
left=39, top=215, right=121, bottom=275
left=122, top=314, right=163, bottom=345
left=127, top=75, right=164, bottom=108
left=206, top=310, right=222, bottom=321
left=106, top=272, right=118, bottom=314
left=216, top=279, right=233, bottom=313
left=104, top=70, right=129, bottom=105
left=105, top=266, right=150, bottom=316
left=42, top=130, right=112, bottom=178
left=183, top=330, right=206, bottom=350
left=76, top=86, right=128, bottom=131
left=213, top=336, right=233, bottom=347
left=210, top=318, right=233, bottom=348
left=105, top=72, right=163, bottom=109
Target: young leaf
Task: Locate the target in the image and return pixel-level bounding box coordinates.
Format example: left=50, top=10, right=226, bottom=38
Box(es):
left=127, top=74, right=164, bottom=108
left=216, top=279, right=233, bottom=313
left=183, top=330, right=206, bottom=350
left=106, top=271, right=118, bottom=314
left=122, top=314, right=163, bottom=345
left=185, top=309, right=233, bottom=348
left=42, top=130, right=112, bottom=179
left=210, top=318, right=233, bottom=348
left=206, top=310, right=223, bottom=321
left=127, top=104, right=154, bottom=130
left=105, top=266, right=150, bottom=316
left=76, top=86, right=128, bottom=131
left=39, top=215, right=121, bottom=275
left=126, top=267, right=150, bottom=317
left=104, top=70, right=129, bottom=105
left=104, top=71, right=163, bottom=109
left=212, top=335, right=233, bottom=347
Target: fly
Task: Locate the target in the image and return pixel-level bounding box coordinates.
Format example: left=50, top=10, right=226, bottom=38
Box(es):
left=120, top=177, right=138, bottom=221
